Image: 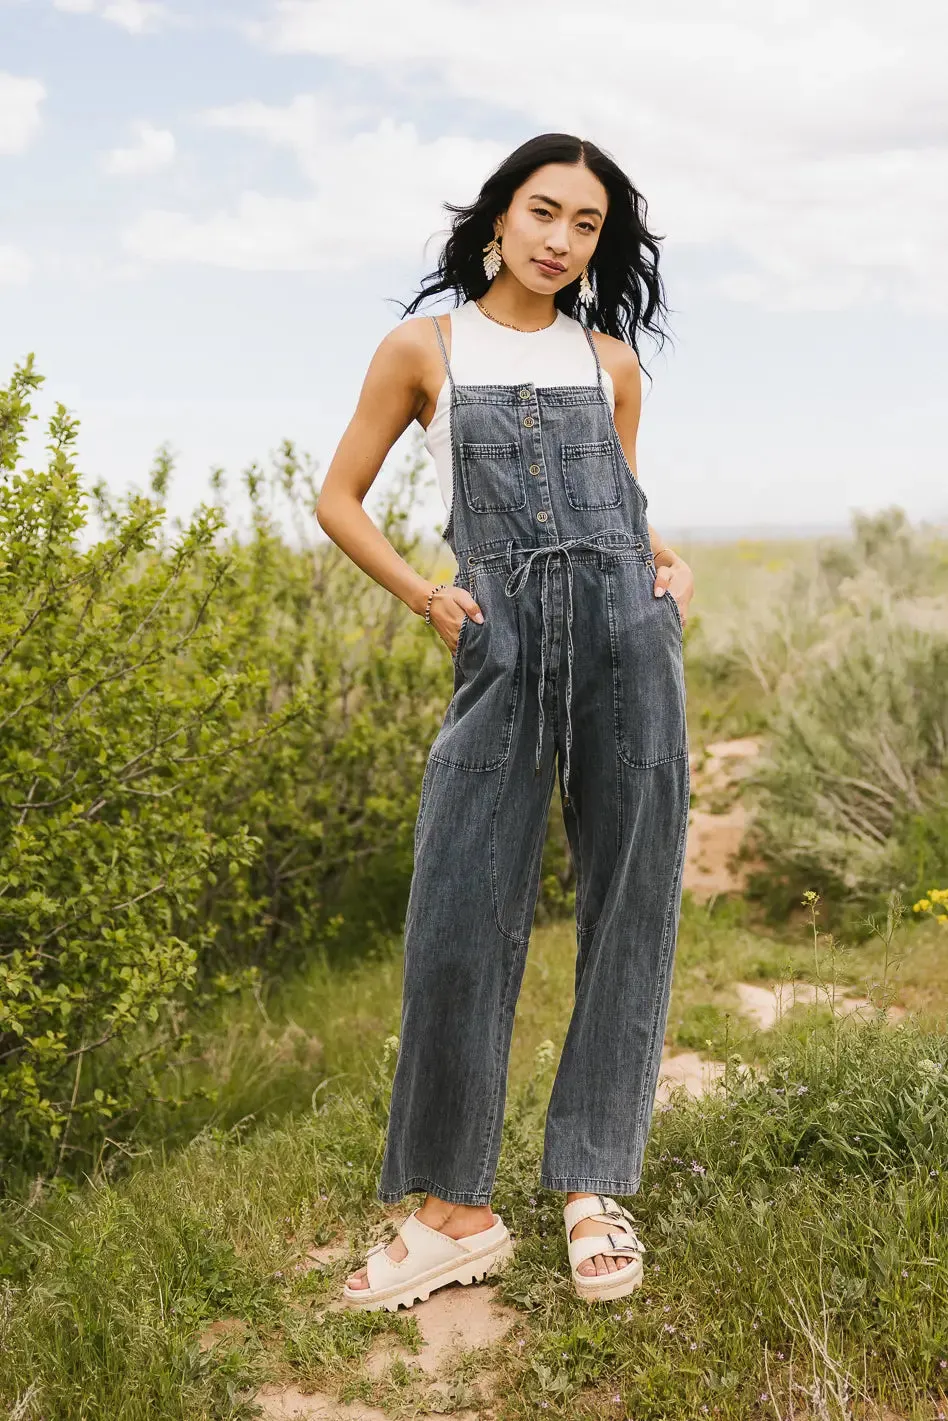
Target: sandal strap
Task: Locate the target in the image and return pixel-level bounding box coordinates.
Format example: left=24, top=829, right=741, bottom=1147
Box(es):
left=563, top=1194, right=646, bottom=1273
left=364, top=1209, right=470, bottom=1293
left=568, top=1230, right=645, bottom=1271
left=563, top=1193, right=640, bottom=1237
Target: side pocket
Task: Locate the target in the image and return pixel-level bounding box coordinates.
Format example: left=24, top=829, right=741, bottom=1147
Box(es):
left=452, top=611, right=471, bottom=664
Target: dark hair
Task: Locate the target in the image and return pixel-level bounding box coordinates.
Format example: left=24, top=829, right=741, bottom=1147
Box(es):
left=398, top=132, right=673, bottom=371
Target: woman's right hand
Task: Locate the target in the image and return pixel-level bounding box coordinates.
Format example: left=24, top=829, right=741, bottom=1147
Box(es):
left=428, top=585, right=484, bottom=656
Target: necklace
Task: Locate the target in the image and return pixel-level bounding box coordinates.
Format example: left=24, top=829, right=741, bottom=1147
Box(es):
left=474, top=299, right=557, bottom=333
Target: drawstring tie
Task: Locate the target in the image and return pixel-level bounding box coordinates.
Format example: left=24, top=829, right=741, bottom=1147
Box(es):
left=503, top=529, right=636, bottom=806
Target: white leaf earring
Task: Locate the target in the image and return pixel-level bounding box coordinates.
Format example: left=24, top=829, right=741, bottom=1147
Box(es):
left=578, top=264, right=594, bottom=305
left=482, top=233, right=502, bottom=281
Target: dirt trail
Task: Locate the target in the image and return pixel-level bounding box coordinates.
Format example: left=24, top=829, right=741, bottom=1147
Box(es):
left=684, top=736, right=761, bottom=898
left=251, top=1281, right=518, bottom=1419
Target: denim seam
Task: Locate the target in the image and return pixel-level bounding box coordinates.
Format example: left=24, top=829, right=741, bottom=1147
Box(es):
left=539, top=1175, right=640, bottom=1192
left=488, top=685, right=529, bottom=946
left=377, top=1177, right=494, bottom=1207
left=474, top=935, right=529, bottom=1198
left=633, top=758, right=691, bottom=1148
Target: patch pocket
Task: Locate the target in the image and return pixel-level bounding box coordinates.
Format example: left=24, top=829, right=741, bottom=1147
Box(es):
left=430, top=579, right=521, bottom=773
left=607, top=562, right=687, bottom=769
left=561, top=439, right=622, bottom=510
left=459, top=441, right=526, bottom=513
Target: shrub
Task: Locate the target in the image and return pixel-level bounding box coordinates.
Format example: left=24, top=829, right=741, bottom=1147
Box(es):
left=733, top=511, right=948, bottom=912
left=0, top=358, right=449, bottom=1175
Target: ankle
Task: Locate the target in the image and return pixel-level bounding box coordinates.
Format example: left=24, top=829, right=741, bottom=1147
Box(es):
left=419, top=1196, right=492, bottom=1232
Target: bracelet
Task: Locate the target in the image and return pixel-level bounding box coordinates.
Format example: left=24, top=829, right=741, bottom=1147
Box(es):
left=423, top=582, right=449, bottom=625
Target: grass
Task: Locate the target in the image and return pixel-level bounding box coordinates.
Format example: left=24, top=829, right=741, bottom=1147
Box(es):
left=1, top=897, right=947, bottom=1420
left=2, top=525, right=946, bottom=1418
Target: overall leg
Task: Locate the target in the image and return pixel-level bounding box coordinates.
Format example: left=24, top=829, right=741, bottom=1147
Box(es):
left=379, top=574, right=557, bottom=1205
left=540, top=556, right=690, bottom=1194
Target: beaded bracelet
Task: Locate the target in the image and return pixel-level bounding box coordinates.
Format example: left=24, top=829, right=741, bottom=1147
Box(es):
left=423, top=582, right=449, bottom=625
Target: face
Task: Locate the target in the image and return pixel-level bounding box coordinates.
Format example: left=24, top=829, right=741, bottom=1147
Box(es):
left=493, top=161, right=608, bottom=294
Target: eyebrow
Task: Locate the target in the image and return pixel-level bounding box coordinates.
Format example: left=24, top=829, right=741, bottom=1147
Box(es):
left=528, top=192, right=605, bottom=219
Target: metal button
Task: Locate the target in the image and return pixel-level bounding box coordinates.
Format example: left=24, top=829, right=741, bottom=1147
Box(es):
left=536, top=510, right=549, bottom=522
left=523, top=416, right=534, bottom=427
left=519, top=387, right=530, bottom=399
left=529, top=463, right=541, bottom=476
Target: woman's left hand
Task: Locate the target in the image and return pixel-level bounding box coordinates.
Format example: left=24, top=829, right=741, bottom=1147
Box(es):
left=652, top=548, right=694, bottom=625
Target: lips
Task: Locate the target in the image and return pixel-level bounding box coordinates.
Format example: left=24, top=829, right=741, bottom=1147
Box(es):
left=534, top=259, right=566, bottom=273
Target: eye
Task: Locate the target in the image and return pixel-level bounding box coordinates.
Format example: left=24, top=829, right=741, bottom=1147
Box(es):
left=531, top=206, right=552, bottom=219
left=578, top=221, right=597, bottom=233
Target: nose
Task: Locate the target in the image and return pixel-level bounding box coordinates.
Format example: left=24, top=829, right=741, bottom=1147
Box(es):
left=545, top=221, right=570, bottom=255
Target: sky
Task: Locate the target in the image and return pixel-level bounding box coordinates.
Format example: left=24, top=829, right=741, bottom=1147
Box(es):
left=2, top=0, right=946, bottom=540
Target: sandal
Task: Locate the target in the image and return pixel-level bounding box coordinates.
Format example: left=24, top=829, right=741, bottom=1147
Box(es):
left=342, top=1209, right=514, bottom=1311
left=563, top=1193, right=646, bottom=1303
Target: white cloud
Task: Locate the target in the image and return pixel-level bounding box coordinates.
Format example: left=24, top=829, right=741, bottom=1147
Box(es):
left=226, top=0, right=948, bottom=313
left=103, top=121, right=176, bottom=176
left=0, top=245, right=32, bottom=285
left=123, top=106, right=504, bottom=270
left=0, top=73, right=46, bottom=155
left=53, top=0, right=171, bottom=33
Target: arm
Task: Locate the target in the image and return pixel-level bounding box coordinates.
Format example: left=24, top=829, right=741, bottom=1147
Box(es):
left=315, top=319, right=481, bottom=651
left=603, top=336, right=695, bottom=624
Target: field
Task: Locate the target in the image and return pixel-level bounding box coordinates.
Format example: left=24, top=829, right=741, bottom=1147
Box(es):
left=2, top=373, right=947, bottom=1420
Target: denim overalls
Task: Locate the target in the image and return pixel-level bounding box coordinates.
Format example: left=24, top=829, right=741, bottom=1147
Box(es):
left=378, top=314, right=690, bottom=1206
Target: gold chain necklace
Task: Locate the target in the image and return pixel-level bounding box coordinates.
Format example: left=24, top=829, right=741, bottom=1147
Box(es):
left=474, top=299, right=557, bottom=333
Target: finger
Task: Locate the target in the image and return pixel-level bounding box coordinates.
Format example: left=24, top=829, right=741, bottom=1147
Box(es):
left=460, top=593, right=484, bottom=623
left=653, top=565, right=673, bottom=597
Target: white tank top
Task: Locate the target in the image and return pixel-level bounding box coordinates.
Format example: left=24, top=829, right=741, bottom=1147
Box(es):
left=423, top=299, right=615, bottom=517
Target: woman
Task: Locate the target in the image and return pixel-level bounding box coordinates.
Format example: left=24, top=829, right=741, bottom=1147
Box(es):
left=316, top=132, right=694, bottom=1309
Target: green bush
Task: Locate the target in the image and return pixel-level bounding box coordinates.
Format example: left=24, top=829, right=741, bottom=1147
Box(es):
left=0, top=358, right=451, bottom=1175
left=731, top=510, right=948, bottom=913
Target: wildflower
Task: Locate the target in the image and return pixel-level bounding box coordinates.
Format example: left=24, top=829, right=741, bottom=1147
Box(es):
left=796, top=1084, right=808, bottom=1095
left=940, top=1359, right=947, bottom=1369
left=901, top=1269, right=908, bottom=1279
left=760, top=1393, right=769, bottom=1402
left=690, top=1160, right=706, bottom=1175
left=612, top=1395, right=622, bottom=1404
left=690, top=1341, right=698, bottom=1351
left=777, top=1351, right=785, bottom=1360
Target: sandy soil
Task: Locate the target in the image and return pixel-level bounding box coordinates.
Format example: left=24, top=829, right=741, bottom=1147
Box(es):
left=684, top=736, right=762, bottom=898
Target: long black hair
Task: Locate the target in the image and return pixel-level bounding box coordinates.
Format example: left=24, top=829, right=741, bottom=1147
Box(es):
left=399, top=132, right=673, bottom=369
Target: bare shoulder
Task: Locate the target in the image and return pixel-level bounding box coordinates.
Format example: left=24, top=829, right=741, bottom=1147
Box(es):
left=372, top=314, right=435, bottom=363
left=590, top=329, right=641, bottom=397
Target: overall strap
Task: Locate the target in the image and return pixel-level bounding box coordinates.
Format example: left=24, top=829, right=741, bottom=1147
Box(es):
left=580, top=323, right=604, bottom=391
left=429, top=314, right=456, bottom=395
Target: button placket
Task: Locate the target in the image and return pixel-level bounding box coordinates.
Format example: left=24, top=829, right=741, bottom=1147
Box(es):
left=522, top=392, right=556, bottom=540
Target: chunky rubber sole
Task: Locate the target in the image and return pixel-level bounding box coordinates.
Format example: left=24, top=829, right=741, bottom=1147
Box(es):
left=342, top=1231, right=515, bottom=1312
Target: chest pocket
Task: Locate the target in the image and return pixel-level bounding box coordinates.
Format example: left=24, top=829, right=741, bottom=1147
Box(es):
left=561, top=439, right=622, bottom=510
left=459, top=441, right=527, bottom=513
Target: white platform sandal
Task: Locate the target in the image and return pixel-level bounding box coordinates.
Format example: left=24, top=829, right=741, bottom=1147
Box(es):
left=342, top=1209, right=514, bottom=1312
left=563, top=1194, right=646, bottom=1303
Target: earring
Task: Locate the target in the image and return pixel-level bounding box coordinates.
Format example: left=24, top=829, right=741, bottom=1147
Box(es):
left=482, top=234, right=502, bottom=280
left=578, top=264, right=594, bottom=305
